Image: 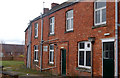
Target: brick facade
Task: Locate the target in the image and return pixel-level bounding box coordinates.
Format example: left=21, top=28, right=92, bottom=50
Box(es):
left=25, top=1, right=120, bottom=77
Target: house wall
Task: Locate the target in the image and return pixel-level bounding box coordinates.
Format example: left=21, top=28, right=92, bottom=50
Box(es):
left=25, top=2, right=120, bottom=77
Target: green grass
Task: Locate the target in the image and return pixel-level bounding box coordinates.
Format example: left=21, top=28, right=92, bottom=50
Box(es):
left=1, top=61, right=24, bottom=67
left=0, top=61, right=53, bottom=76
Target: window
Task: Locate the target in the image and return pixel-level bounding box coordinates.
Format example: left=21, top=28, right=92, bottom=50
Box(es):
left=49, top=44, right=54, bottom=64
left=78, top=42, right=91, bottom=68
left=43, top=46, right=48, bottom=52
left=66, top=10, right=73, bottom=31
left=94, top=0, right=106, bottom=26
left=0, top=53, right=4, bottom=57
left=50, top=17, right=55, bottom=35
left=103, top=42, right=114, bottom=59
left=34, top=45, right=38, bottom=61
left=34, top=23, right=38, bottom=38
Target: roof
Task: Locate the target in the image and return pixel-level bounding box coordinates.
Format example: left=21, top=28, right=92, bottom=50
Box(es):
left=25, top=1, right=77, bottom=32
left=1, top=44, right=24, bottom=53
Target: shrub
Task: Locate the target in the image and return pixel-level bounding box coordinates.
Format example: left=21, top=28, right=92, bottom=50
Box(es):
left=19, top=55, right=24, bottom=58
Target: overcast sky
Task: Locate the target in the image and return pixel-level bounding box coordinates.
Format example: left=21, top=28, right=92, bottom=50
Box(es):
left=0, top=0, right=67, bottom=44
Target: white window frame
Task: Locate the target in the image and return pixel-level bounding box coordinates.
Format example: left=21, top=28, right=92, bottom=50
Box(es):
left=94, top=0, right=106, bottom=26
left=49, top=44, right=54, bottom=64
left=34, top=45, right=38, bottom=62
left=34, top=23, right=38, bottom=38
left=66, top=10, right=73, bottom=31
left=50, top=17, right=55, bottom=35
left=78, top=41, right=91, bottom=69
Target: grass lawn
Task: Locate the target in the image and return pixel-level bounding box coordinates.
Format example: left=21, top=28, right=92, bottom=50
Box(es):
left=0, top=61, right=53, bottom=76
left=1, top=61, right=24, bottom=67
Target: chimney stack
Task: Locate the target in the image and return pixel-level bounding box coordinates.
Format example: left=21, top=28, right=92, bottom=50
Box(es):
left=51, top=3, right=59, bottom=9
left=43, top=8, right=49, bottom=14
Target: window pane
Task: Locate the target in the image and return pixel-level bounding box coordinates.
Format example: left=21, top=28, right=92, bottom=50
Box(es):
left=79, top=51, right=84, bottom=65
left=34, top=45, right=38, bottom=50
left=52, top=17, right=54, bottom=23
left=50, top=45, right=54, bottom=50
left=69, top=10, right=73, bottom=18
left=95, top=2, right=106, bottom=9
left=52, top=23, right=54, bottom=33
left=86, top=51, right=91, bottom=66
left=34, top=51, right=36, bottom=60
left=95, top=10, right=100, bottom=24
left=87, top=43, right=90, bottom=48
left=104, top=51, right=109, bottom=58
left=50, top=18, right=52, bottom=23
left=67, top=19, right=70, bottom=30
left=34, top=46, right=36, bottom=50
left=71, top=18, right=73, bottom=29
left=50, top=25, right=52, bottom=33
left=36, top=51, right=38, bottom=60
left=50, top=17, right=54, bottom=34
left=52, top=52, right=54, bottom=62
left=50, top=52, right=52, bottom=62
left=102, top=8, right=106, bottom=22
left=35, top=23, right=38, bottom=37
left=109, top=51, right=113, bottom=59
left=79, top=43, right=84, bottom=49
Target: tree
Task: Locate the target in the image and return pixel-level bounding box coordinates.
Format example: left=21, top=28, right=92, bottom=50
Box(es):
left=0, top=40, right=5, bottom=44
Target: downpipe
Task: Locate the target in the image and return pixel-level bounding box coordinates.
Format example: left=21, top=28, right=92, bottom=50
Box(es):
left=115, top=0, right=118, bottom=77
left=40, top=13, right=43, bottom=72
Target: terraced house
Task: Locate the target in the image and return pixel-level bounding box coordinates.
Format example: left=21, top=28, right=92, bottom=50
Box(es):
left=25, top=0, right=120, bottom=77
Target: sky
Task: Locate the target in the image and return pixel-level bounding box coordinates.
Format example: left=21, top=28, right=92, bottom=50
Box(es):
left=0, top=0, right=67, bottom=45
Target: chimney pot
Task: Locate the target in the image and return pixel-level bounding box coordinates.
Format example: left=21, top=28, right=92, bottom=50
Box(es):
left=43, top=8, right=49, bottom=14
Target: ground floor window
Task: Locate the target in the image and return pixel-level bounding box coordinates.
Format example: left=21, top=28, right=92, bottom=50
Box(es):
left=78, top=41, right=91, bottom=68
left=49, top=44, right=54, bottom=64
left=34, top=45, right=38, bottom=62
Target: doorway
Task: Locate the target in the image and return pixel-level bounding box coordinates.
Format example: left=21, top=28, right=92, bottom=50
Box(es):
left=103, top=42, right=114, bottom=77
left=61, top=49, right=66, bottom=75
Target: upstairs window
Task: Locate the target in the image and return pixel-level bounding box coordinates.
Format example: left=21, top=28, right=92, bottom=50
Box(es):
left=66, top=10, right=73, bottom=31
left=34, top=23, right=38, bottom=38
left=94, top=0, right=106, bottom=26
left=78, top=42, right=91, bottom=68
left=34, top=45, right=38, bottom=62
left=50, top=17, right=55, bottom=35
left=49, top=44, right=54, bottom=64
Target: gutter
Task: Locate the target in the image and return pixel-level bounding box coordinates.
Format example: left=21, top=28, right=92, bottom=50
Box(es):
left=115, top=0, right=118, bottom=77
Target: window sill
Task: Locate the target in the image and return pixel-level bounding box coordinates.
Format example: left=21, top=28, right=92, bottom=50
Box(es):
left=48, top=34, right=55, bottom=36
left=76, top=67, right=91, bottom=73
left=34, top=36, right=38, bottom=39
left=34, top=60, right=38, bottom=62
left=48, top=62, right=54, bottom=66
left=92, top=24, right=106, bottom=29
left=64, top=30, right=74, bottom=34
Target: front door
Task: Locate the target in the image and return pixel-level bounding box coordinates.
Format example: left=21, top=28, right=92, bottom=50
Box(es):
left=61, top=49, right=66, bottom=75
left=103, top=42, right=114, bottom=77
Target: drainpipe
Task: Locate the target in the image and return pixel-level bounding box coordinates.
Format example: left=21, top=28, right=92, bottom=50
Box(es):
left=88, top=37, right=95, bottom=78
left=40, top=13, right=44, bottom=72
left=115, top=0, right=118, bottom=77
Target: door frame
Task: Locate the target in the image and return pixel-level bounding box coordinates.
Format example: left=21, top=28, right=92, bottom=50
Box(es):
left=61, top=49, right=66, bottom=75
left=101, top=38, right=115, bottom=76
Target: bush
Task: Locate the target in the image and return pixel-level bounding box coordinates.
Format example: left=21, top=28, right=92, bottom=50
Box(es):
left=19, top=55, right=24, bottom=58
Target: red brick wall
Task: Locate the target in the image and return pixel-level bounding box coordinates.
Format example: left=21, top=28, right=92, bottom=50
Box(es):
left=25, top=2, right=119, bottom=76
